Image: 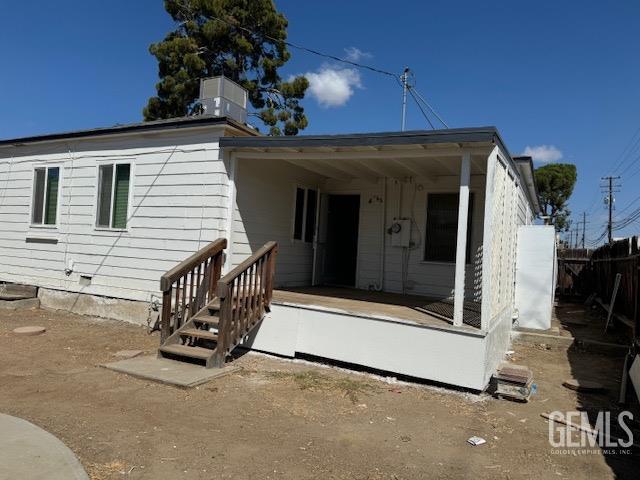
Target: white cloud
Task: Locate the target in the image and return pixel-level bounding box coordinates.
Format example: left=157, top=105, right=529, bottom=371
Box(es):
left=522, top=145, right=563, bottom=163
left=303, top=66, right=362, bottom=108
left=344, top=46, right=371, bottom=62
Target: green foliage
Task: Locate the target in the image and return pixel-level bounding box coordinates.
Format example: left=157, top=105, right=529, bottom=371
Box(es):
left=144, top=0, right=309, bottom=135
left=534, top=163, right=577, bottom=231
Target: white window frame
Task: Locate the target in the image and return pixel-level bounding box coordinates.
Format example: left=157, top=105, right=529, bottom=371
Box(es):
left=30, top=164, right=62, bottom=229
left=291, top=184, right=318, bottom=244
left=94, top=160, right=134, bottom=232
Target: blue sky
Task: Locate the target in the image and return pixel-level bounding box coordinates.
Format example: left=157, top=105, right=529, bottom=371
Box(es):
left=1, top=1, right=639, bottom=244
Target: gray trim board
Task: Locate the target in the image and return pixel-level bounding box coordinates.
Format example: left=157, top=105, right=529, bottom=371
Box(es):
left=0, top=115, right=252, bottom=147
left=220, top=126, right=502, bottom=149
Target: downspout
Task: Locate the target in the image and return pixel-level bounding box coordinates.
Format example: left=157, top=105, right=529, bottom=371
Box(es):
left=378, top=177, right=387, bottom=291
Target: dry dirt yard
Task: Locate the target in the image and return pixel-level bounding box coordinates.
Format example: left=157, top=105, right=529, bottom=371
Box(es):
left=0, top=305, right=638, bottom=480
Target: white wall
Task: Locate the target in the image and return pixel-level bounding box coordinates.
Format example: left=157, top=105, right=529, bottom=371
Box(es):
left=246, top=303, right=488, bottom=390
left=0, top=127, right=228, bottom=304
left=322, top=175, right=486, bottom=298
left=514, top=225, right=556, bottom=330
left=231, top=158, right=325, bottom=287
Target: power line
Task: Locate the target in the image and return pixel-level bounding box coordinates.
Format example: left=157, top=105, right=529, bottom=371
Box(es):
left=205, top=14, right=400, bottom=78
left=407, top=85, right=449, bottom=128
left=608, top=125, right=640, bottom=176
left=196, top=13, right=449, bottom=132
left=406, top=87, right=435, bottom=129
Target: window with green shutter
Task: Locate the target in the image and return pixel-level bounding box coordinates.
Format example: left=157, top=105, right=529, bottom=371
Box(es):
left=31, top=166, right=59, bottom=226
left=97, top=163, right=131, bottom=229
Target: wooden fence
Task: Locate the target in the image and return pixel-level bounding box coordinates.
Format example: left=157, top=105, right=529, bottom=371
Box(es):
left=587, top=237, right=639, bottom=338
left=557, top=248, right=592, bottom=297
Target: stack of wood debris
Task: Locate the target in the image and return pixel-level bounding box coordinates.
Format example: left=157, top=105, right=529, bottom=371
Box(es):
left=493, top=363, right=534, bottom=402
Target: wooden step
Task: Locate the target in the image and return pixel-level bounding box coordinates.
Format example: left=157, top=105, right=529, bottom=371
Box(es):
left=208, top=299, right=220, bottom=313
left=179, top=328, right=218, bottom=341
left=192, top=314, right=219, bottom=329
left=159, top=344, right=213, bottom=360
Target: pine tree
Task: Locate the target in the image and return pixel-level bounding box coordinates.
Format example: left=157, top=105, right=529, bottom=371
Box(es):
left=144, top=0, right=309, bottom=135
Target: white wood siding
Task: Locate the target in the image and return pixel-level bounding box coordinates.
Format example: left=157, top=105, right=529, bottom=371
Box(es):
left=0, top=128, right=228, bottom=302
left=231, top=158, right=324, bottom=287
left=313, top=174, right=486, bottom=298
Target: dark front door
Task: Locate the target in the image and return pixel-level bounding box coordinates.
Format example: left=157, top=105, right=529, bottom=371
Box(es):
left=323, top=194, right=360, bottom=286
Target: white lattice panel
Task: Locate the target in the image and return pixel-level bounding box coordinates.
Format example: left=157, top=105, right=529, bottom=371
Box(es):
left=489, top=162, right=519, bottom=321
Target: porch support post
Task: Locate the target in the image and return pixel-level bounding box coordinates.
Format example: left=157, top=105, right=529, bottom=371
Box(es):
left=453, top=152, right=471, bottom=326
left=223, top=149, right=237, bottom=274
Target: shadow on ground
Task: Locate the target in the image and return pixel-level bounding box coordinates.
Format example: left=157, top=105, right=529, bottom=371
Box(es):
left=555, top=298, right=639, bottom=479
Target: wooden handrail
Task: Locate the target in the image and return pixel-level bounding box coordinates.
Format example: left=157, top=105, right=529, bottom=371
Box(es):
left=159, top=238, right=227, bottom=342
left=216, top=241, right=277, bottom=297
left=160, top=238, right=227, bottom=291
left=212, top=241, right=278, bottom=367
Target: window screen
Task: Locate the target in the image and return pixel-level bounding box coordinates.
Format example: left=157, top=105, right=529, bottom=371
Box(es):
left=31, top=166, right=59, bottom=225
left=31, top=168, right=46, bottom=224
left=97, top=163, right=130, bottom=229
left=424, top=193, right=474, bottom=262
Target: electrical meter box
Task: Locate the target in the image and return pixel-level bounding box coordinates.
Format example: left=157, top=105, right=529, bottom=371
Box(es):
left=390, top=219, right=411, bottom=247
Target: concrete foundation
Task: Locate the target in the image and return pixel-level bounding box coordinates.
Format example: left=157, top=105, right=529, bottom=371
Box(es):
left=38, top=288, right=153, bottom=326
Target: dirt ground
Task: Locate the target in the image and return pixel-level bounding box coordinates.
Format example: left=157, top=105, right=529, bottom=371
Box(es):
left=0, top=302, right=638, bottom=479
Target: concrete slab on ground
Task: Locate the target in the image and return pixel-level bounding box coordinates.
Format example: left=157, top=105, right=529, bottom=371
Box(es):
left=0, top=284, right=37, bottom=300
left=101, top=355, right=240, bottom=387
left=0, top=413, right=89, bottom=480
left=0, top=298, right=40, bottom=310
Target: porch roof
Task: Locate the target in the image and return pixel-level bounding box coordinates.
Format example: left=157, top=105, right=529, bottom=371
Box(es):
left=220, top=126, right=504, bottom=150
left=221, top=126, right=541, bottom=214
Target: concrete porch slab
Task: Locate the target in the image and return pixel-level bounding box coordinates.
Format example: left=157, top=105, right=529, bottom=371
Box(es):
left=101, top=355, right=240, bottom=387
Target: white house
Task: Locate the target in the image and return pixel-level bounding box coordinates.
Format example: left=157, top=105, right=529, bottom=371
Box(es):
left=0, top=78, right=540, bottom=390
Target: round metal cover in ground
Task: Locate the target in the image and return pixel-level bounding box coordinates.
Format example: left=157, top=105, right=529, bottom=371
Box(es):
left=12, top=326, right=46, bottom=336
left=562, top=379, right=606, bottom=393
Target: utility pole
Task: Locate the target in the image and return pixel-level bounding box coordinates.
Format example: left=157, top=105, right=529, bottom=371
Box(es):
left=602, top=176, right=621, bottom=245
left=582, top=211, right=587, bottom=248
left=400, top=67, right=411, bottom=131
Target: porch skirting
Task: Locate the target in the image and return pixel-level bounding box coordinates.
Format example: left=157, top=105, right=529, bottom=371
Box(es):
left=242, top=300, right=513, bottom=391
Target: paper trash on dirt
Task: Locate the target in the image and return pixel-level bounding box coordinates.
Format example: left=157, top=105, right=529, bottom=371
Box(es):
left=467, top=436, right=486, bottom=446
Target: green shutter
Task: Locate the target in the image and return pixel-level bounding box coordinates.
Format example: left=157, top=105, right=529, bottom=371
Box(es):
left=111, top=164, right=130, bottom=229
left=44, top=167, right=59, bottom=225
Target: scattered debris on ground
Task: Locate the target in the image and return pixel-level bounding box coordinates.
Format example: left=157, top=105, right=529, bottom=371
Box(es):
left=0, top=304, right=637, bottom=479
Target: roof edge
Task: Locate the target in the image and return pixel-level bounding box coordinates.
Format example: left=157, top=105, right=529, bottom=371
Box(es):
left=0, top=115, right=256, bottom=147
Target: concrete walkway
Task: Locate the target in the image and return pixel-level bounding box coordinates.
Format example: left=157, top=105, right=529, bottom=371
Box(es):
left=0, top=414, right=89, bottom=480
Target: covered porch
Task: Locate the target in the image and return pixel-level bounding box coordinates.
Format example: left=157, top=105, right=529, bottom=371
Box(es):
left=219, top=128, right=535, bottom=389
left=221, top=128, right=501, bottom=330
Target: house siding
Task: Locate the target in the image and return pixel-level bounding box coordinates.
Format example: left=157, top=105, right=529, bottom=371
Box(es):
left=231, top=158, right=325, bottom=287
left=0, top=128, right=228, bottom=303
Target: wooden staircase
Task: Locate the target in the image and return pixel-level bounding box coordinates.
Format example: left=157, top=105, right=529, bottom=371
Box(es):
left=157, top=239, right=277, bottom=368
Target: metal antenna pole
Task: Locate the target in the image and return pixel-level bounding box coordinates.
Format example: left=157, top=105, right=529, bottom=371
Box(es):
left=401, top=67, right=410, bottom=131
